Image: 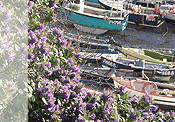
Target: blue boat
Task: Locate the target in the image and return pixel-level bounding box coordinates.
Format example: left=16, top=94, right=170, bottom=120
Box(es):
left=60, top=1, right=129, bottom=34
left=64, top=34, right=121, bottom=59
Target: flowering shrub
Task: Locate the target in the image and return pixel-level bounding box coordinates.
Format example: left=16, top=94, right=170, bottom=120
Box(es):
left=27, top=0, right=175, bottom=122
left=28, top=0, right=118, bottom=121
left=0, top=0, right=28, bottom=121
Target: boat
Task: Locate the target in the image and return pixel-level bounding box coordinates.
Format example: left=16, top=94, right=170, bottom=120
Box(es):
left=152, top=75, right=171, bottom=82
left=101, top=56, right=175, bottom=77
left=80, top=67, right=175, bottom=108
left=160, top=4, right=175, bottom=21
left=80, top=68, right=116, bottom=91
left=64, top=33, right=126, bottom=59
left=112, top=75, right=175, bottom=108
left=98, top=0, right=166, bottom=27
left=59, top=0, right=129, bottom=35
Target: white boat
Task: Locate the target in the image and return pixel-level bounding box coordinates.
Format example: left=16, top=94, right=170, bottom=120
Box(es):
left=99, top=0, right=166, bottom=27
left=160, top=4, right=175, bottom=21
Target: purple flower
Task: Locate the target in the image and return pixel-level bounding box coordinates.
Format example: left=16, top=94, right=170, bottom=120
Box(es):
left=2, top=13, right=10, bottom=20
left=131, top=96, right=139, bottom=104
left=28, top=53, right=34, bottom=60
left=39, top=24, right=46, bottom=32
left=142, top=112, right=149, bottom=118
left=62, top=93, right=70, bottom=99
left=28, top=1, right=34, bottom=10
left=44, top=86, right=51, bottom=92
left=72, top=65, right=78, bottom=72
left=30, top=36, right=38, bottom=44
left=130, top=113, right=137, bottom=119
left=122, top=85, right=126, bottom=89
left=71, top=73, right=76, bottom=78
left=75, top=54, right=82, bottom=59
left=45, top=70, right=51, bottom=76
left=49, top=1, right=55, bottom=8
left=70, top=84, right=75, bottom=90
left=96, top=120, right=101, bottom=122
left=59, top=75, right=63, bottom=81
left=91, top=98, right=96, bottom=104
left=52, top=69, right=58, bottom=74
left=37, top=88, right=42, bottom=93
left=45, top=62, right=51, bottom=69
left=33, top=54, right=38, bottom=60
left=86, top=92, right=91, bottom=97
left=41, top=37, right=47, bottom=42
left=65, top=77, right=70, bottom=83
left=29, top=30, right=35, bottom=37
left=145, top=92, right=150, bottom=99
left=57, top=32, right=63, bottom=38
left=48, top=101, right=55, bottom=108
left=59, top=39, right=66, bottom=47
left=53, top=27, right=58, bottom=34
left=150, top=105, right=158, bottom=111
left=28, top=1, right=34, bottom=7
left=71, top=92, right=77, bottom=98
left=40, top=48, right=47, bottom=54
left=88, top=103, right=93, bottom=110
left=41, top=78, right=49, bottom=85
left=62, top=3, right=65, bottom=6
left=36, top=73, right=40, bottom=78
left=78, top=114, right=82, bottom=120
left=102, top=93, right=108, bottom=100
left=68, top=58, right=73, bottom=63
left=62, top=71, right=67, bottom=76
left=34, top=30, right=40, bottom=36
left=91, top=113, right=96, bottom=120
left=53, top=16, right=56, bottom=21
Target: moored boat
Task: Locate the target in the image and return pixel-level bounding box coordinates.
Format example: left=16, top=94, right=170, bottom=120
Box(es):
left=101, top=56, right=175, bottom=77
left=59, top=0, right=129, bottom=34
left=160, top=4, right=175, bottom=21
left=80, top=67, right=175, bottom=108
left=98, top=0, right=166, bottom=27
left=64, top=33, right=125, bottom=59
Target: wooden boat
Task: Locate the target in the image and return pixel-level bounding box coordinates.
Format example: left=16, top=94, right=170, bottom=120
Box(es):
left=101, top=56, right=175, bottom=77
left=98, top=0, right=165, bottom=27
left=59, top=0, right=129, bottom=34
left=112, top=75, right=175, bottom=108
left=64, top=33, right=124, bottom=59
left=80, top=67, right=175, bottom=108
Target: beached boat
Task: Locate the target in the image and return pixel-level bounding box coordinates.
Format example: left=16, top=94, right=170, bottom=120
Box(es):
left=64, top=33, right=126, bottom=59
left=80, top=67, right=175, bottom=108
left=112, top=76, right=175, bottom=108
left=98, top=0, right=165, bottom=27
left=101, top=56, right=175, bottom=77
left=59, top=0, right=129, bottom=34
left=160, top=4, right=175, bottom=21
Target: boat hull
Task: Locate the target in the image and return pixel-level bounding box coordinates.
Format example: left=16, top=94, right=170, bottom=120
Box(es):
left=113, top=77, right=175, bottom=108
left=152, top=76, right=171, bottom=82
left=101, top=56, right=175, bottom=77
left=73, top=23, right=108, bottom=35
left=61, top=6, right=129, bottom=31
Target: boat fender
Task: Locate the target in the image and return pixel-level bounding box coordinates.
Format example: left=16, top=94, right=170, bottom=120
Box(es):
left=142, top=82, right=158, bottom=95
left=103, top=15, right=107, bottom=20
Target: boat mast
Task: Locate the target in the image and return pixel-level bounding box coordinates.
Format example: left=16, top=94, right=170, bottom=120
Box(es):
left=79, top=0, right=84, bottom=13
left=110, top=0, right=114, bottom=17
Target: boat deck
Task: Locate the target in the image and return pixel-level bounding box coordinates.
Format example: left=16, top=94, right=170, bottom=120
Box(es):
left=68, top=3, right=129, bottom=18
